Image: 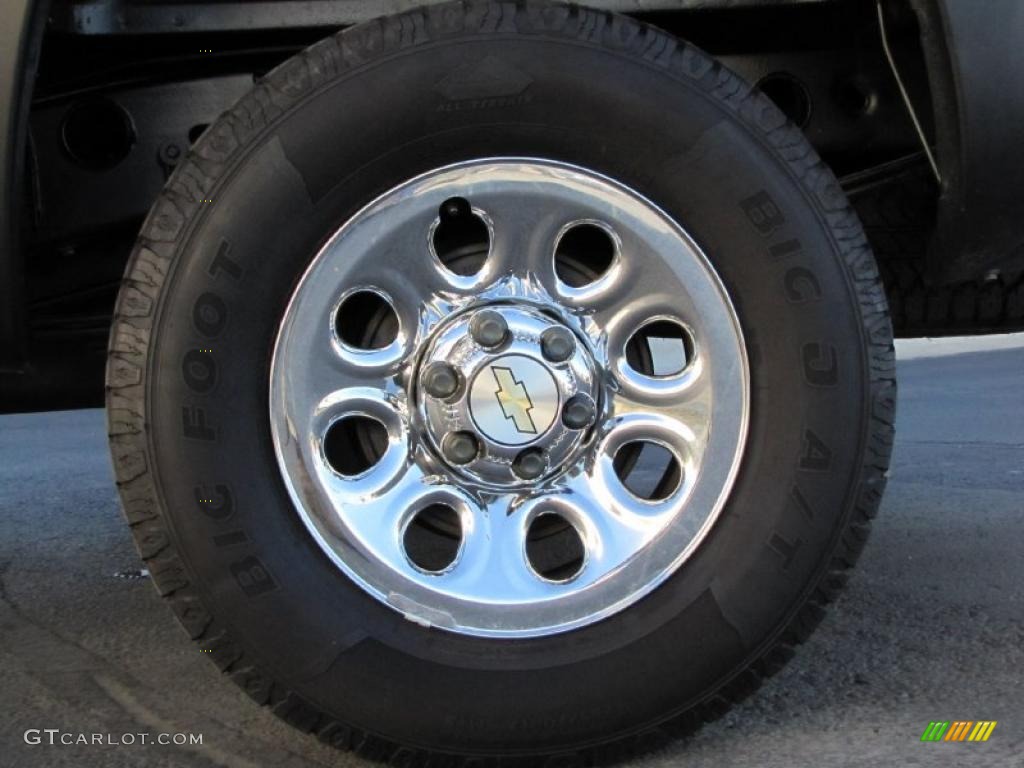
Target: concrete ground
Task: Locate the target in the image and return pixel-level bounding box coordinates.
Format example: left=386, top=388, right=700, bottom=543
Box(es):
left=0, top=335, right=1021, bottom=767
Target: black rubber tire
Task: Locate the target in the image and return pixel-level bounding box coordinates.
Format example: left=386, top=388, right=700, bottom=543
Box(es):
left=845, top=159, right=1024, bottom=337
left=106, top=2, right=896, bottom=764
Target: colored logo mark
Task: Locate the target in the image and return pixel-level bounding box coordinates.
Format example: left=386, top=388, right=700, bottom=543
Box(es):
left=491, top=366, right=537, bottom=434
left=921, top=721, right=997, bottom=742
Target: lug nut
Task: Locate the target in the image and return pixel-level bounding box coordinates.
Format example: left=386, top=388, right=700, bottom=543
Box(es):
left=441, top=431, right=479, bottom=465
left=562, top=394, right=596, bottom=430
left=540, top=327, right=575, bottom=363
left=512, top=448, right=546, bottom=480
left=469, top=310, right=508, bottom=348
left=422, top=361, right=460, bottom=400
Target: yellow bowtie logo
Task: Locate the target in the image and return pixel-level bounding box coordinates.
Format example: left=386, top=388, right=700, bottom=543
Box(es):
left=491, top=366, right=537, bottom=434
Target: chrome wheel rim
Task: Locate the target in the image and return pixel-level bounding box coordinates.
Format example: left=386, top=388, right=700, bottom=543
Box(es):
left=269, top=159, right=749, bottom=638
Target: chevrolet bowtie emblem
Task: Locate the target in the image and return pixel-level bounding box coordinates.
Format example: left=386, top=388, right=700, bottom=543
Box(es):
left=491, top=366, right=537, bottom=434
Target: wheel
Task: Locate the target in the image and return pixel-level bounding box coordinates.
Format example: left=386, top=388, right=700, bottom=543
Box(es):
left=106, top=1, right=895, bottom=763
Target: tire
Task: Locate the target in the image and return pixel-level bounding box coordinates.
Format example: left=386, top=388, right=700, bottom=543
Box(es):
left=845, top=159, right=1024, bottom=336
left=106, top=1, right=895, bottom=763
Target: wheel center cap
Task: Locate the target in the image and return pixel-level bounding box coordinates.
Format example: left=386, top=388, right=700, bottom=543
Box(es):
left=416, top=304, right=600, bottom=487
left=469, top=355, right=559, bottom=445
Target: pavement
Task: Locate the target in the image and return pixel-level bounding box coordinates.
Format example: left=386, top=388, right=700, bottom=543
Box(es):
left=0, top=335, right=1022, bottom=768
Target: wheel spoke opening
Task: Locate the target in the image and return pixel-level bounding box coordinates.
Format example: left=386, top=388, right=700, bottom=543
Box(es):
left=613, top=440, right=683, bottom=502
left=526, top=512, right=585, bottom=583
left=625, top=318, right=694, bottom=378
left=403, top=503, right=463, bottom=573
left=432, top=196, right=491, bottom=277
left=554, top=222, right=617, bottom=288
left=334, top=289, right=399, bottom=350
left=323, top=414, right=388, bottom=477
